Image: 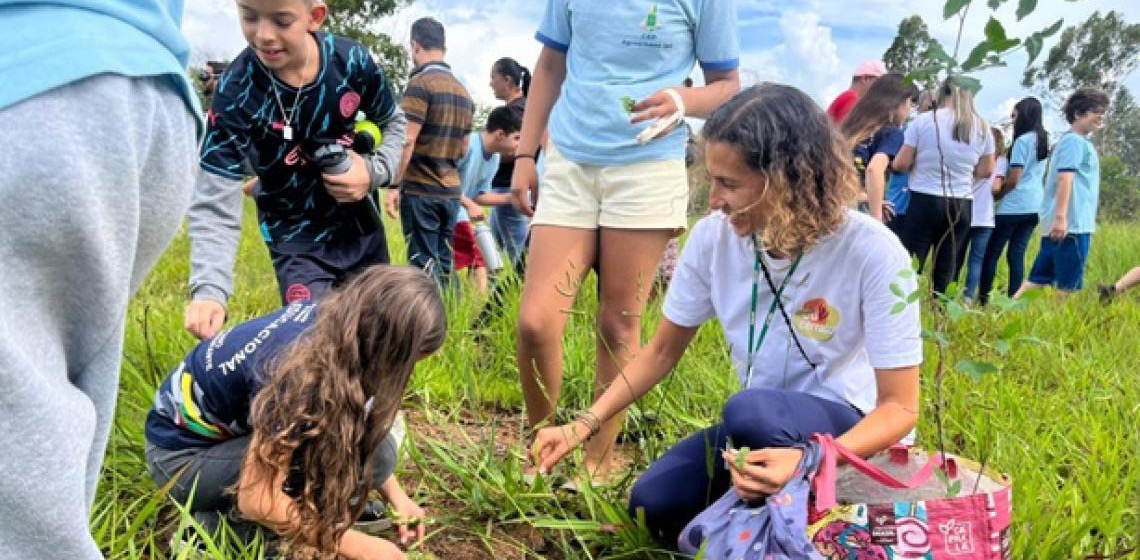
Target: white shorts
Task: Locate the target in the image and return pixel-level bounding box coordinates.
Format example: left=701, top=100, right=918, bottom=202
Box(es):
left=532, top=142, right=688, bottom=230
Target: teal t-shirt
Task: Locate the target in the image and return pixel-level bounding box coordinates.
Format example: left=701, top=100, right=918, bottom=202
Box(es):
left=455, top=132, right=501, bottom=223
left=998, top=131, right=1046, bottom=215
left=536, top=0, right=739, bottom=166
left=0, top=2, right=201, bottom=131
left=1041, top=132, right=1100, bottom=234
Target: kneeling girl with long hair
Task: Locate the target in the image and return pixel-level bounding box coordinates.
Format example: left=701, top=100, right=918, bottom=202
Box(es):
left=144, top=266, right=446, bottom=559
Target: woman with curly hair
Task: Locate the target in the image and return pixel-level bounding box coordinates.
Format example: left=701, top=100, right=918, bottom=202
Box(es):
left=144, top=265, right=446, bottom=559
left=530, top=84, right=922, bottom=546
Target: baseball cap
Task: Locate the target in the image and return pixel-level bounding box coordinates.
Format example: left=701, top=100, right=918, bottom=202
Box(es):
left=853, top=60, right=888, bottom=78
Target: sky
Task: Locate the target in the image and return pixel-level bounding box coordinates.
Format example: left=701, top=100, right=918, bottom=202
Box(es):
left=184, top=0, right=1140, bottom=131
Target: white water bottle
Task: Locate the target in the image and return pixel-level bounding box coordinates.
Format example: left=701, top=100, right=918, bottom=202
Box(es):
left=472, top=219, right=504, bottom=272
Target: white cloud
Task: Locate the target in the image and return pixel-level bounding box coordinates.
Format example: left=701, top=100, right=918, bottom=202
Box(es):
left=178, top=0, right=1140, bottom=119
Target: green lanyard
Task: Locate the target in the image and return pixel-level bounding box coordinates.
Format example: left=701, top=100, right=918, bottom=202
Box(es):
left=745, top=245, right=803, bottom=389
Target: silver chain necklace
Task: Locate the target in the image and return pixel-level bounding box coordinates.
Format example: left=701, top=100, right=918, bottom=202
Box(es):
left=266, top=37, right=312, bottom=141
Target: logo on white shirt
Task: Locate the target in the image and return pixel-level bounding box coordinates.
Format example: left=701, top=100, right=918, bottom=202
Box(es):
left=793, top=298, right=840, bottom=342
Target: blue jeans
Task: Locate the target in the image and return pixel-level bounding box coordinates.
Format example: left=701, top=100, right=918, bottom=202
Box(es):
left=489, top=188, right=528, bottom=265
left=978, top=213, right=1038, bottom=304
left=628, top=389, right=862, bottom=545
left=399, top=193, right=459, bottom=286
left=954, top=227, right=993, bottom=300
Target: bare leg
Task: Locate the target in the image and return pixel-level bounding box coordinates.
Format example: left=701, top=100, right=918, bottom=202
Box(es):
left=585, top=228, right=672, bottom=479
left=517, top=225, right=598, bottom=433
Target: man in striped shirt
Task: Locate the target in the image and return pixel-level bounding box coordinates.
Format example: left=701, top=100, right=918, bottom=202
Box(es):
left=386, top=17, right=475, bottom=285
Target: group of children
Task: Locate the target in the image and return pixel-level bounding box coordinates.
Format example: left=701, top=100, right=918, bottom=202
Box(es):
left=836, top=66, right=1113, bottom=303
left=2, top=1, right=1126, bottom=560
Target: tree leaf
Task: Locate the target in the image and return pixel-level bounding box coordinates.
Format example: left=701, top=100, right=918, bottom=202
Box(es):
left=907, top=290, right=922, bottom=304
left=1000, top=318, right=1023, bottom=340
left=955, top=359, right=999, bottom=381
left=985, top=17, right=1009, bottom=44
left=890, top=283, right=905, bottom=298
left=943, top=0, right=972, bottom=20
left=948, top=479, right=963, bottom=497
left=956, top=75, right=983, bottom=94
left=1040, top=18, right=1064, bottom=38
left=934, top=466, right=951, bottom=486
left=891, top=302, right=908, bottom=315
left=962, top=41, right=992, bottom=71
left=994, top=339, right=1012, bottom=356
left=924, top=41, right=958, bottom=66
left=1016, top=0, right=1038, bottom=21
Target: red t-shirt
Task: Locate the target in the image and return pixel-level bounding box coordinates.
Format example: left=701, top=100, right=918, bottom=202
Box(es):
left=827, top=89, right=858, bottom=123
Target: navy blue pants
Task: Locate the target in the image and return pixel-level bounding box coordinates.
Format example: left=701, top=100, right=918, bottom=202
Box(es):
left=628, top=389, right=862, bottom=544
left=268, top=228, right=390, bottom=304
left=400, top=193, right=459, bottom=287
left=978, top=213, right=1038, bottom=305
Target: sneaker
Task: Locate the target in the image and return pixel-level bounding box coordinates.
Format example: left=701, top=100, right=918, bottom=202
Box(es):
left=354, top=500, right=393, bottom=533
left=1098, top=284, right=1117, bottom=304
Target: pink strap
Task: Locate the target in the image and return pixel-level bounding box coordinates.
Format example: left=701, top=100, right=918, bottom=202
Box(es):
left=811, top=433, right=945, bottom=512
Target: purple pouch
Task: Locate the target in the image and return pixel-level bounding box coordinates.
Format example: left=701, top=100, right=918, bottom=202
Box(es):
left=678, top=443, right=824, bottom=559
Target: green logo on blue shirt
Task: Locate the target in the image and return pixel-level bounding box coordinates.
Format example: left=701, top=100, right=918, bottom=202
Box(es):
left=641, top=4, right=660, bottom=32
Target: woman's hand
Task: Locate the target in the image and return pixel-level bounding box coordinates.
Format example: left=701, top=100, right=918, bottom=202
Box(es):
left=529, top=421, right=591, bottom=474
left=722, top=447, right=804, bottom=501
left=510, top=157, right=539, bottom=217
left=388, top=495, right=426, bottom=546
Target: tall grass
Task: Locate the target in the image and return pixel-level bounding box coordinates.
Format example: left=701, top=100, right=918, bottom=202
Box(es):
left=96, top=201, right=1139, bottom=559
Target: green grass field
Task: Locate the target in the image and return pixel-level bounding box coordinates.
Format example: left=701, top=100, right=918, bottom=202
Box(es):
left=97, top=202, right=1140, bottom=559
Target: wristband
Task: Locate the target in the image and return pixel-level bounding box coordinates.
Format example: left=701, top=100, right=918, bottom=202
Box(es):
left=515, top=153, right=538, bottom=162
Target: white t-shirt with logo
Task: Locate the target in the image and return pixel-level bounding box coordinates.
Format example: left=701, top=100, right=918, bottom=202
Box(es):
left=903, top=108, right=995, bottom=199
left=663, top=210, right=922, bottom=413
left=970, top=156, right=1007, bottom=228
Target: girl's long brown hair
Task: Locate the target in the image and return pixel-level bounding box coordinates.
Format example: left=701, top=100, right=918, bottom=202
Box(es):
left=703, top=83, right=861, bottom=256
left=841, top=73, right=918, bottom=146
left=245, top=265, right=446, bottom=553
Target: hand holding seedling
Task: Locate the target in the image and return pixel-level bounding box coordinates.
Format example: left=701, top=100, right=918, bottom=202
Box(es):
left=529, top=421, right=590, bottom=474
left=388, top=495, right=426, bottom=546
left=721, top=447, right=804, bottom=501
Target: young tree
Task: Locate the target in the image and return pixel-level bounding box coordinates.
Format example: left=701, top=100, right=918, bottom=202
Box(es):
left=883, top=15, right=947, bottom=91
left=325, top=0, right=414, bottom=90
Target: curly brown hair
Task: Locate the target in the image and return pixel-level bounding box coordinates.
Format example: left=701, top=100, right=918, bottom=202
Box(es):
left=702, top=84, right=860, bottom=255
left=244, top=265, right=446, bottom=553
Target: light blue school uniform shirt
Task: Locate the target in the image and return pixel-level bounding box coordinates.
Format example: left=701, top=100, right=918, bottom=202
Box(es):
left=536, top=0, right=739, bottom=166
left=455, top=132, right=501, bottom=224
left=998, top=131, right=1047, bottom=215
left=1041, top=132, right=1100, bottom=234
left=0, top=1, right=201, bottom=130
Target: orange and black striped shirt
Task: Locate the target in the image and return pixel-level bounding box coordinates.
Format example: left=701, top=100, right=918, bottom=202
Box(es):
left=400, top=62, right=474, bottom=197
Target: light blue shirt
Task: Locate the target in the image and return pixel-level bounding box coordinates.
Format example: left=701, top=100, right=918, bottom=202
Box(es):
left=536, top=0, right=739, bottom=166
left=0, top=2, right=201, bottom=131
left=455, top=132, right=501, bottom=223
left=1041, top=131, right=1100, bottom=234
left=998, top=132, right=1046, bottom=215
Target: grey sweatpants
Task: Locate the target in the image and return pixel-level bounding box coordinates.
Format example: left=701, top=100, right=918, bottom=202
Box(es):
left=0, top=75, right=197, bottom=560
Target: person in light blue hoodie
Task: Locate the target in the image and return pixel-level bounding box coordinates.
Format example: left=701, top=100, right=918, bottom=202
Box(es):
left=978, top=97, right=1048, bottom=305
left=0, top=2, right=201, bottom=559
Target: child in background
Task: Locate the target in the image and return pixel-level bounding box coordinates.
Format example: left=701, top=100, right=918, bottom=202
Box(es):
left=185, top=0, right=407, bottom=340
left=452, top=106, right=523, bottom=293
left=883, top=90, right=936, bottom=236
left=979, top=97, right=1049, bottom=305
left=511, top=0, right=741, bottom=484
left=956, top=127, right=1006, bottom=301
left=1017, top=87, right=1110, bottom=298
left=145, top=266, right=444, bottom=560
left=841, top=73, right=917, bottom=222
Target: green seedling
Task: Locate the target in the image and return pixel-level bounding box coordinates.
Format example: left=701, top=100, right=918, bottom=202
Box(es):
left=621, top=96, right=637, bottom=114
